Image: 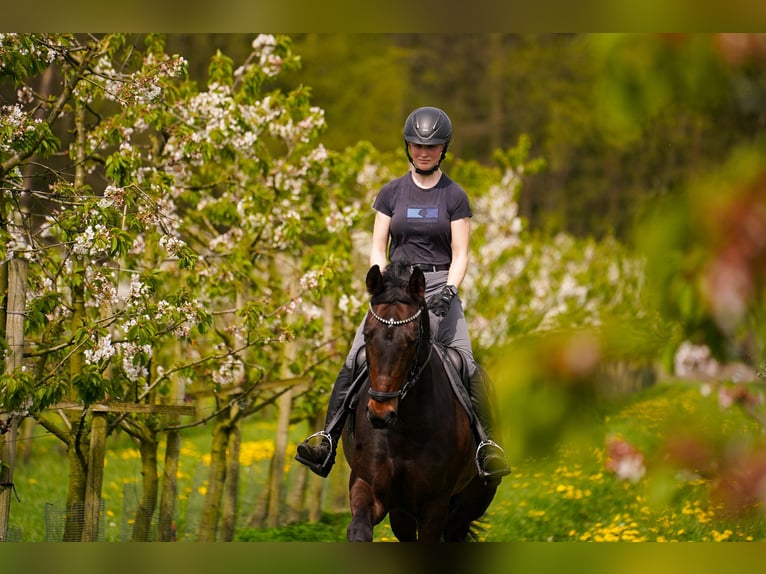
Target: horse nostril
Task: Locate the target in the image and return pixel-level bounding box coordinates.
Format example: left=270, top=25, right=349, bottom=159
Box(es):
left=369, top=416, right=387, bottom=429
left=367, top=404, right=397, bottom=429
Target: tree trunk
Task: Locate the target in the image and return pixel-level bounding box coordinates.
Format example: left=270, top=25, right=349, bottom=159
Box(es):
left=218, top=290, right=247, bottom=541
left=17, top=418, right=36, bottom=464
left=131, top=434, right=158, bottom=541
left=488, top=33, right=505, bottom=153
left=157, top=427, right=180, bottom=541
left=196, top=414, right=233, bottom=541
left=63, top=99, right=89, bottom=542
left=246, top=459, right=270, bottom=530
left=264, top=261, right=296, bottom=529
left=63, top=268, right=87, bottom=542
left=220, top=420, right=241, bottom=541
left=63, top=426, right=88, bottom=541
left=286, top=445, right=307, bottom=523
left=157, top=355, right=184, bottom=542
left=266, top=387, right=292, bottom=528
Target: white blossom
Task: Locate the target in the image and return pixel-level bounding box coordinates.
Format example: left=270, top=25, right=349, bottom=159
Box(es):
left=84, top=334, right=116, bottom=364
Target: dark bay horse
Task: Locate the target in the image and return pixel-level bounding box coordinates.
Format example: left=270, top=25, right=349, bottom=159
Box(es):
left=341, top=262, right=497, bottom=541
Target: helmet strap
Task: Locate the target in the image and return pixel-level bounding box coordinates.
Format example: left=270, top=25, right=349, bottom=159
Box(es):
left=405, top=143, right=448, bottom=176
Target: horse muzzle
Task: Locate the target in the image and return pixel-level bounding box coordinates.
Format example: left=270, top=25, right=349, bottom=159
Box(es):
left=366, top=395, right=399, bottom=429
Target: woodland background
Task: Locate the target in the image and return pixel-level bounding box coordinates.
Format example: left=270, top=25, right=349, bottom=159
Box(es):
left=1, top=33, right=765, bottom=541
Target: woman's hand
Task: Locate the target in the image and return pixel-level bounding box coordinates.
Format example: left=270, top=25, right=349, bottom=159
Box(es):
left=428, top=285, right=457, bottom=317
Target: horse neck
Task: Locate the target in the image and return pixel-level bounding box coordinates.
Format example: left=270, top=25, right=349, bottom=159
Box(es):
left=398, top=353, right=453, bottom=424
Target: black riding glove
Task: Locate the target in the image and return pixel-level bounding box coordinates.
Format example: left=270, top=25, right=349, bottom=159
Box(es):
left=428, top=285, right=457, bottom=317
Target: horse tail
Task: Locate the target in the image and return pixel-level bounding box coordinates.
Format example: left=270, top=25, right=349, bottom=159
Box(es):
left=466, top=518, right=488, bottom=541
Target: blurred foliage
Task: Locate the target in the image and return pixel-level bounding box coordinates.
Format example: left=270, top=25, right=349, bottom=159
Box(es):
left=276, top=34, right=766, bottom=241
left=637, top=145, right=766, bottom=365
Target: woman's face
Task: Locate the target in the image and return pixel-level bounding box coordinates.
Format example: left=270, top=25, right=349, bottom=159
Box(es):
left=408, top=143, right=444, bottom=172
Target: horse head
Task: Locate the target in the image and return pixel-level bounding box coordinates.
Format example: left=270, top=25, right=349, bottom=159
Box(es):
left=363, top=262, right=429, bottom=429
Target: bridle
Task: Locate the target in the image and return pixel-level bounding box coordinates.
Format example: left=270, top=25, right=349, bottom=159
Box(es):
left=366, top=302, right=432, bottom=403
left=367, top=303, right=421, bottom=327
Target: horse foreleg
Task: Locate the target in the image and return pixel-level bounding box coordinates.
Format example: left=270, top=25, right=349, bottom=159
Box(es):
left=444, top=476, right=498, bottom=541
left=347, top=477, right=379, bottom=542
left=389, top=510, right=417, bottom=542
left=416, top=498, right=452, bottom=542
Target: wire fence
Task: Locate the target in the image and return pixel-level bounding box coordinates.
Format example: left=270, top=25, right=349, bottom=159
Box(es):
left=44, top=501, right=105, bottom=541
left=16, top=452, right=349, bottom=541
left=1, top=526, right=22, bottom=542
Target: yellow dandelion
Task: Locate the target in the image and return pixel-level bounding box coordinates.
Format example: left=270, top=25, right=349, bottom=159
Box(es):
left=180, top=445, right=200, bottom=457
left=239, top=440, right=275, bottom=465
left=119, top=449, right=141, bottom=460
left=712, top=529, right=732, bottom=542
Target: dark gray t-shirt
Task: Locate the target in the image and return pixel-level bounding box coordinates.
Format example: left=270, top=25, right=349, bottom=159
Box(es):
left=372, top=172, right=472, bottom=266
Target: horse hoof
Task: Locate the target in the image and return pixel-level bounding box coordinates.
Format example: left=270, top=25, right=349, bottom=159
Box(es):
left=347, top=524, right=373, bottom=542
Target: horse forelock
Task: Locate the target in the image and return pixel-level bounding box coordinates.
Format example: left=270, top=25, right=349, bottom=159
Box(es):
left=366, top=261, right=430, bottom=370
left=370, top=261, right=421, bottom=307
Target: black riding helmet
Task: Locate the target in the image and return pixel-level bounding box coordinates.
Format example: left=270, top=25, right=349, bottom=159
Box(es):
left=403, top=106, right=452, bottom=175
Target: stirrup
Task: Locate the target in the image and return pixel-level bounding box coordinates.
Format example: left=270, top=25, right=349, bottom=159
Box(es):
left=304, top=430, right=333, bottom=451
left=295, top=431, right=335, bottom=476
left=475, top=440, right=510, bottom=480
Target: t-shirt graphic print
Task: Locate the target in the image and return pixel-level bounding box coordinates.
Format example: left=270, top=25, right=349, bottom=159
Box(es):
left=407, top=206, right=439, bottom=223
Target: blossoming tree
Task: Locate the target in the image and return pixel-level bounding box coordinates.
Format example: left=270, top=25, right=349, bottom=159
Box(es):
left=0, top=33, right=378, bottom=540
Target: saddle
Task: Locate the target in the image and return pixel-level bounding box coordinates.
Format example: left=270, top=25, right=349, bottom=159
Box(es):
left=346, top=344, right=475, bottom=424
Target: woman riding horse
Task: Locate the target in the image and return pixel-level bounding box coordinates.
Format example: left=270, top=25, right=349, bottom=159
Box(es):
left=296, top=106, right=510, bottom=484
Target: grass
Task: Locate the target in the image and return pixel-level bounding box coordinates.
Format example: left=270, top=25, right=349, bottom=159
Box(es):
left=482, top=381, right=766, bottom=542
left=8, top=379, right=766, bottom=542
left=9, top=418, right=279, bottom=541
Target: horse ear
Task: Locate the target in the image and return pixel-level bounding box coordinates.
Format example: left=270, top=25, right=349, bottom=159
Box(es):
left=408, top=267, right=426, bottom=300
left=366, top=264, right=383, bottom=295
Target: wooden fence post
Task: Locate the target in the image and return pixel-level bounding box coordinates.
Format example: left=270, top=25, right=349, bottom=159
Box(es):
left=0, top=257, right=28, bottom=541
